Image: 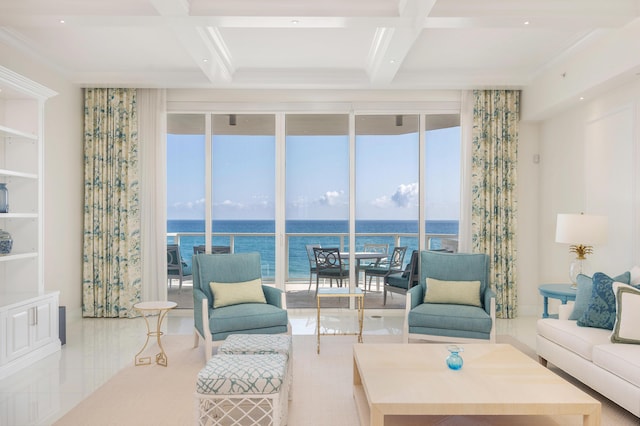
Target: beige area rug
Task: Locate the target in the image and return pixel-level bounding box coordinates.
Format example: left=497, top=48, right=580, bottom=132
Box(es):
left=54, top=334, right=638, bottom=426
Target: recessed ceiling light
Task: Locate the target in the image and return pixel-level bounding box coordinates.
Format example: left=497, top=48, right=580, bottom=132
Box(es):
left=524, top=21, right=530, bottom=25
left=579, top=97, right=585, bottom=101
left=203, top=59, right=209, bottom=63
left=291, top=19, right=299, bottom=25
left=390, top=59, right=396, bottom=64
left=59, top=19, right=65, bottom=24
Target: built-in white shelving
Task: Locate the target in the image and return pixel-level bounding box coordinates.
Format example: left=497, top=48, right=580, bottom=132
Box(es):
left=0, top=65, right=60, bottom=379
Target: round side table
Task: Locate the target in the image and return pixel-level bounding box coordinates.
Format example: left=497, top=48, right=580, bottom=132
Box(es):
left=538, top=284, right=576, bottom=318
left=134, top=301, right=177, bottom=366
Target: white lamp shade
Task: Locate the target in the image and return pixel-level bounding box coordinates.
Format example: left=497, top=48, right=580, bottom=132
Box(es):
left=555, top=214, right=608, bottom=245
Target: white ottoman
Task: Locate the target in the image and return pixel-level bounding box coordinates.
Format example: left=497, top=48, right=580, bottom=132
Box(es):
left=196, top=353, right=288, bottom=426
left=219, top=334, right=293, bottom=400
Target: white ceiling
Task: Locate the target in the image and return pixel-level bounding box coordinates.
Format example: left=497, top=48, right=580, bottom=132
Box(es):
left=0, top=0, right=638, bottom=91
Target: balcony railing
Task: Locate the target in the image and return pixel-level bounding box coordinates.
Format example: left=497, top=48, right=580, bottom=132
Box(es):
left=167, top=231, right=458, bottom=283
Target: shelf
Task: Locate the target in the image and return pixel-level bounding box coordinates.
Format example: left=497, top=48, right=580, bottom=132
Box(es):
left=0, top=169, right=38, bottom=180
left=0, top=213, right=38, bottom=219
left=0, top=252, right=38, bottom=262
left=0, top=125, right=37, bottom=141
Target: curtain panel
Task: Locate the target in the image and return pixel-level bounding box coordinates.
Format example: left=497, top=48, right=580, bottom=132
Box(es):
left=82, top=88, right=141, bottom=318
left=471, top=90, right=520, bottom=319
left=137, top=89, right=168, bottom=302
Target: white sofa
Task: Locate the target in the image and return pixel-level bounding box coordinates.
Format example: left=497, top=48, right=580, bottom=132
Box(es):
left=536, top=302, right=640, bottom=417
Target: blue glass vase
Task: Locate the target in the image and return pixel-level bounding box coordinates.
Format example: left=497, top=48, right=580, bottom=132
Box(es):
left=0, top=183, right=8, bottom=213
left=0, top=229, right=13, bottom=255
left=446, top=345, right=464, bottom=370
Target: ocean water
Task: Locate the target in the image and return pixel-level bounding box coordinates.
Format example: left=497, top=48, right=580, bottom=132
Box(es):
left=167, top=220, right=458, bottom=279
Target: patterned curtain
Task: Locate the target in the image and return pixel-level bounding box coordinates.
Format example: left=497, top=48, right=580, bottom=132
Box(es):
left=83, top=88, right=141, bottom=318
left=471, top=90, right=520, bottom=319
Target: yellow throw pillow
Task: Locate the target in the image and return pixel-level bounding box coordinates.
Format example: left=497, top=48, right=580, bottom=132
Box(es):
left=209, top=278, right=266, bottom=308
left=424, top=278, right=482, bottom=307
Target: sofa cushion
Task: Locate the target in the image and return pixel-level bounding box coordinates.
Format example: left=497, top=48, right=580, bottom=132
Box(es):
left=592, top=343, right=640, bottom=388
left=569, top=271, right=630, bottom=320
left=578, top=272, right=625, bottom=330
left=611, top=282, right=640, bottom=344
left=424, top=278, right=481, bottom=307
left=537, top=318, right=611, bottom=361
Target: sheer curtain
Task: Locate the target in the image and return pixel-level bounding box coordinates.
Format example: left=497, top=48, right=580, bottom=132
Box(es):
left=459, top=90, right=474, bottom=253
left=471, top=90, right=520, bottom=319
left=82, top=88, right=141, bottom=318
left=137, top=89, right=167, bottom=302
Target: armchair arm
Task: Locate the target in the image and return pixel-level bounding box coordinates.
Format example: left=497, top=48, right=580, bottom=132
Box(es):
left=262, top=285, right=284, bottom=308
left=483, top=288, right=496, bottom=316
left=406, top=285, right=424, bottom=310
left=193, top=288, right=210, bottom=339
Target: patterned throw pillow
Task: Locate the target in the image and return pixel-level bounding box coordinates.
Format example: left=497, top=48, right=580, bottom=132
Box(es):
left=611, top=282, right=640, bottom=344
left=578, top=272, right=631, bottom=330
left=569, top=271, right=630, bottom=320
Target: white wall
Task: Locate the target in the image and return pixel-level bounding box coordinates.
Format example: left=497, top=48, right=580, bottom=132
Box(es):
left=536, top=78, right=640, bottom=302
left=0, top=43, right=84, bottom=313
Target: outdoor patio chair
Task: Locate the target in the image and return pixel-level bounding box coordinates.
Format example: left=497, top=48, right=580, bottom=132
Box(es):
left=167, top=244, right=192, bottom=292
left=313, top=247, right=349, bottom=296
left=363, top=246, right=407, bottom=292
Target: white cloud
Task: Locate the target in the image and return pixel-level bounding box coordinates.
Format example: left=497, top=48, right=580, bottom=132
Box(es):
left=372, top=182, right=418, bottom=208
left=318, top=190, right=343, bottom=206
left=391, top=182, right=418, bottom=207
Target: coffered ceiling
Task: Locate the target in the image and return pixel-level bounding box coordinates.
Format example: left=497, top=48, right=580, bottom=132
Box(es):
left=0, top=0, right=638, bottom=91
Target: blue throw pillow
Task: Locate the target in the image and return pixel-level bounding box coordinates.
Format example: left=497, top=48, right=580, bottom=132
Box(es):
left=577, top=272, right=636, bottom=330
left=569, top=271, right=630, bottom=320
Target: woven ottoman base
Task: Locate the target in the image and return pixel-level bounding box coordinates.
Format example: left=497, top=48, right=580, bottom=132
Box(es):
left=196, top=353, right=288, bottom=426
left=219, top=334, right=293, bottom=400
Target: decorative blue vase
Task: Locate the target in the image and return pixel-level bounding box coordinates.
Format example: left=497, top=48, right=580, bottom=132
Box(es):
left=0, top=229, right=13, bottom=255
left=0, top=183, right=8, bottom=213
left=446, top=345, right=464, bottom=370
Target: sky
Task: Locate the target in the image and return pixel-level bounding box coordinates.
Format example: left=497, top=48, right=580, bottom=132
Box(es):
left=166, top=124, right=460, bottom=221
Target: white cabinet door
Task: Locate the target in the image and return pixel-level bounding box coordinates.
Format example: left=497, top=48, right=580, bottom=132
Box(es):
left=6, top=304, right=31, bottom=360
left=5, top=297, right=56, bottom=361
left=33, top=299, right=53, bottom=348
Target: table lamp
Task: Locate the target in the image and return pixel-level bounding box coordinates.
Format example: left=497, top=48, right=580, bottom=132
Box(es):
left=555, top=213, right=607, bottom=288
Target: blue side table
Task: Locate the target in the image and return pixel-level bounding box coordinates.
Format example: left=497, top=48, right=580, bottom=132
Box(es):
left=538, top=284, right=577, bottom=318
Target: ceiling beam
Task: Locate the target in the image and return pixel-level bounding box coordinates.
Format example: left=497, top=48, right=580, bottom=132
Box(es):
left=150, top=0, right=233, bottom=84
left=366, top=0, right=437, bottom=86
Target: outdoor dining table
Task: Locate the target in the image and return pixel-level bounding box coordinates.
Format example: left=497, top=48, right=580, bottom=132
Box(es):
left=340, top=251, right=388, bottom=290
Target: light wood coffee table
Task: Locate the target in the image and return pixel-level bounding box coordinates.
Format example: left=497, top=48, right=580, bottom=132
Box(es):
left=353, top=343, right=601, bottom=426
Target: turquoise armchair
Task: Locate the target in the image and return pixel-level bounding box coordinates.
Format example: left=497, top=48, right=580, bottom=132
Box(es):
left=192, top=252, right=289, bottom=359
left=404, top=250, right=496, bottom=343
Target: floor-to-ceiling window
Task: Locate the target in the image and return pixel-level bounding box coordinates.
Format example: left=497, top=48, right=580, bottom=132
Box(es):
left=166, top=114, right=206, bottom=267
left=424, top=114, right=461, bottom=252
left=285, top=114, right=349, bottom=285
left=211, top=114, right=276, bottom=279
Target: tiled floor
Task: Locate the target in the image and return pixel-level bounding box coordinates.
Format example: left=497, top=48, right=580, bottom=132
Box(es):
left=0, top=307, right=538, bottom=426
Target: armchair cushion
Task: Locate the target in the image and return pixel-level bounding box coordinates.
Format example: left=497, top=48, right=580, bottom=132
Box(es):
left=424, top=278, right=481, bottom=307
left=210, top=278, right=267, bottom=308
left=209, top=303, right=288, bottom=340
left=408, top=302, right=492, bottom=339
